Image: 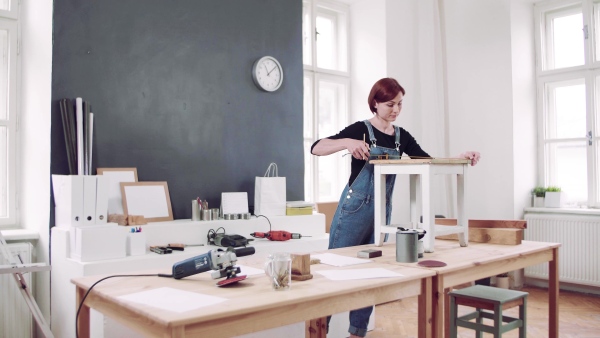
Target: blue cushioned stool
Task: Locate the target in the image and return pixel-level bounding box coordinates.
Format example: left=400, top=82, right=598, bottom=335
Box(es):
left=449, top=285, right=528, bottom=338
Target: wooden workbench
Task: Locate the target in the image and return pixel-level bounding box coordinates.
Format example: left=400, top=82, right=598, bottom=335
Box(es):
left=72, top=255, right=435, bottom=338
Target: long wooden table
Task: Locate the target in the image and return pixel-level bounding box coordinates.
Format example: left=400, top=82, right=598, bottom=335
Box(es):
left=72, top=251, right=436, bottom=338
left=347, top=239, right=561, bottom=338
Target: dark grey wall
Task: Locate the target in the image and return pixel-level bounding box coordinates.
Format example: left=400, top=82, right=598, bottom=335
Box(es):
left=50, top=0, right=304, bottom=224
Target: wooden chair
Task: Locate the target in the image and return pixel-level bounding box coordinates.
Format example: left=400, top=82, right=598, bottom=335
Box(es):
left=449, top=285, right=528, bottom=338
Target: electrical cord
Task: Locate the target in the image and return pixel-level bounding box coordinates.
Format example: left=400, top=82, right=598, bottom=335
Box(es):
left=75, top=273, right=173, bottom=338
left=207, top=227, right=226, bottom=244
left=254, top=214, right=272, bottom=232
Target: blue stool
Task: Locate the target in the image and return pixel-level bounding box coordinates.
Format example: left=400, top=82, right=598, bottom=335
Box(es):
left=449, top=285, right=528, bottom=337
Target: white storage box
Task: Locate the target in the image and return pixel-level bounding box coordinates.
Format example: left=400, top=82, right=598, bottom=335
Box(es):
left=127, top=232, right=147, bottom=256
left=70, top=223, right=127, bottom=262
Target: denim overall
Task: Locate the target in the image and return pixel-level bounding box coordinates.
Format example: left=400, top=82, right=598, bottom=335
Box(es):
left=328, top=120, right=401, bottom=337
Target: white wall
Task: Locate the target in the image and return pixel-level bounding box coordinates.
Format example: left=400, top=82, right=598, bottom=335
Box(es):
left=510, top=0, right=537, bottom=218
left=19, top=0, right=53, bottom=327
left=349, top=0, right=387, bottom=122
left=444, top=0, right=516, bottom=219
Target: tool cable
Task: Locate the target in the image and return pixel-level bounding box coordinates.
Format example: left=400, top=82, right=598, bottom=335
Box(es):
left=75, top=273, right=173, bottom=338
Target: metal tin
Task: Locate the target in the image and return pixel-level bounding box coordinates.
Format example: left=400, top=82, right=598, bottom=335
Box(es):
left=202, top=210, right=211, bottom=221
left=224, top=214, right=233, bottom=220
left=243, top=213, right=251, bottom=220
left=396, top=229, right=418, bottom=263
left=211, top=208, right=219, bottom=220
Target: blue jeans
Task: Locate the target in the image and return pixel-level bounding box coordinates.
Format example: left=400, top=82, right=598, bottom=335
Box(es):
left=327, top=121, right=400, bottom=337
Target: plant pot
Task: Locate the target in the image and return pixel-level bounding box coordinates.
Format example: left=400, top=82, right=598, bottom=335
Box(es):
left=533, top=196, right=545, bottom=207
left=544, top=192, right=563, bottom=208
left=496, top=276, right=510, bottom=289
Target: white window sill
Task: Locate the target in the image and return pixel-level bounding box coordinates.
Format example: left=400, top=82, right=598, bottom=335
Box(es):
left=524, top=207, right=600, bottom=216
left=0, top=229, right=40, bottom=241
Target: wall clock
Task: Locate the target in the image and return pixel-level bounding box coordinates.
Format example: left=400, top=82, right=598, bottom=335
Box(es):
left=252, top=56, right=283, bottom=92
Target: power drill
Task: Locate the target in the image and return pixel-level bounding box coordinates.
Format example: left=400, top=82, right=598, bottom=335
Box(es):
left=171, top=246, right=255, bottom=280
left=250, top=230, right=307, bottom=241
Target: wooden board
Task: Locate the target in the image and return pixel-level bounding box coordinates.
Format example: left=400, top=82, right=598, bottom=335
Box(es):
left=369, top=158, right=470, bottom=165
left=435, top=219, right=527, bottom=229
left=435, top=228, right=523, bottom=245
left=316, top=202, right=338, bottom=233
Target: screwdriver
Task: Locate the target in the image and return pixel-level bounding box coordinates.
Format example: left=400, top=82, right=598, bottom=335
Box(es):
left=167, top=243, right=205, bottom=251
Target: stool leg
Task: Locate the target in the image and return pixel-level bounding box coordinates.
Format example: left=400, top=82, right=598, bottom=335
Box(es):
left=519, top=296, right=528, bottom=338
left=475, top=308, right=483, bottom=338
left=493, top=304, right=502, bottom=338
left=449, top=295, right=458, bottom=338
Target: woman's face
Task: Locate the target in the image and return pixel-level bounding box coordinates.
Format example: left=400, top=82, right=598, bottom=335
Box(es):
left=374, top=92, right=403, bottom=122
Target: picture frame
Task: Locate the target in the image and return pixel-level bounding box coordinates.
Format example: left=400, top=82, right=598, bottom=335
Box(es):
left=120, top=181, right=173, bottom=222
left=96, top=167, right=138, bottom=214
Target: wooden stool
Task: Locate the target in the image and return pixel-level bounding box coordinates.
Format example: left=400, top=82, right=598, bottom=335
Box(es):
left=449, top=285, right=528, bottom=338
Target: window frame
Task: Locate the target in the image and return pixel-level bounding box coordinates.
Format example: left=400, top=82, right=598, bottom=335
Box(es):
left=0, top=0, right=18, bottom=228
left=535, top=0, right=600, bottom=207
left=303, top=0, right=351, bottom=203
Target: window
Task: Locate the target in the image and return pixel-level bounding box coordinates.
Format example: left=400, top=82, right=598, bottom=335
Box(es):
left=535, top=0, right=600, bottom=207
left=303, top=0, right=350, bottom=202
left=0, top=0, right=18, bottom=227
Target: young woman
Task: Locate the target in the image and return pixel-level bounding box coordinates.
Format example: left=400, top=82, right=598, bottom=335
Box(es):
left=311, top=77, right=480, bottom=337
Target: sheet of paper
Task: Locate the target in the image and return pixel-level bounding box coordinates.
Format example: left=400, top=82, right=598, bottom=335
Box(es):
left=117, top=287, right=227, bottom=313
left=316, top=268, right=404, bottom=281
left=312, top=253, right=371, bottom=267
left=221, top=192, right=249, bottom=214
left=238, top=264, right=265, bottom=276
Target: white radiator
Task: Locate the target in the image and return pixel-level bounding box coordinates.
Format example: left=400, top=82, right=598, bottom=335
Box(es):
left=0, top=242, right=33, bottom=338
left=524, top=213, right=600, bottom=287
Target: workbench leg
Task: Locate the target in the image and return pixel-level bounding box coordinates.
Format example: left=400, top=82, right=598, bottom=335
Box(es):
left=432, top=275, right=444, bottom=338
left=306, top=317, right=327, bottom=338
left=418, top=276, right=433, bottom=338
left=549, top=248, right=559, bottom=338
left=444, top=288, right=450, bottom=338
left=76, top=287, right=90, bottom=338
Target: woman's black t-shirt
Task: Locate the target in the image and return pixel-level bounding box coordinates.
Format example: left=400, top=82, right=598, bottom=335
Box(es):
left=311, top=121, right=430, bottom=186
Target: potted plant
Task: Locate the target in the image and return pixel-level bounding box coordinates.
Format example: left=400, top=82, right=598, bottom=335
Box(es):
left=532, top=186, right=546, bottom=207
left=544, top=186, right=562, bottom=208
left=495, top=272, right=510, bottom=289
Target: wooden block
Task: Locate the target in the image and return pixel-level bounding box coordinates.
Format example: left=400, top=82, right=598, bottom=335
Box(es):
left=291, top=273, right=313, bottom=281
left=108, top=214, right=128, bottom=226
left=291, top=253, right=312, bottom=280
left=127, top=215, right=148, bottom=225
left=436, top=228, right=522, bottom=245
left=435, top=218, right=526, bottom=229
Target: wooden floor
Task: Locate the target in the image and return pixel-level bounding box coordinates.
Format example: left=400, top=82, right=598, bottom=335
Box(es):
left=368, top=286, right=600, bottom=338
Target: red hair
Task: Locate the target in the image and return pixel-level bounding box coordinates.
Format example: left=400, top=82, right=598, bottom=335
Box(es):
left=368, top=78, right=405, bottom=113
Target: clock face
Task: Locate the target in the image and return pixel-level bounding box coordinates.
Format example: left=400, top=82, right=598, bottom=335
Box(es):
left=252, top=56, right=283, bottom=92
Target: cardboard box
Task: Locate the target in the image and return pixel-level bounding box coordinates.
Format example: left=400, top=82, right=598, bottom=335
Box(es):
left=70, top=224, right=127, bottom=262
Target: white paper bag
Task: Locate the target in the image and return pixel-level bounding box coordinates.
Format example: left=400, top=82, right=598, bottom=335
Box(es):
left=254, top=163, right=286, bottom=216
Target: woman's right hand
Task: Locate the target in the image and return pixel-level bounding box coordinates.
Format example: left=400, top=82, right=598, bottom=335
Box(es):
left=347, top=139, right=370, bottom=160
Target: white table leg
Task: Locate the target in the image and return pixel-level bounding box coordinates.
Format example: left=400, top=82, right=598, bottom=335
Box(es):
left=457, top=166, right=468, bottom=247
left=374, top=166, right=385, bottom=246
left=422, top=170, right=435, bottom=253
left=410, top=174, right=419, bottom=229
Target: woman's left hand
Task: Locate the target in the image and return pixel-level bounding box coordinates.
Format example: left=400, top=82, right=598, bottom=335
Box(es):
left=458, top=151, right=480, bottom=166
